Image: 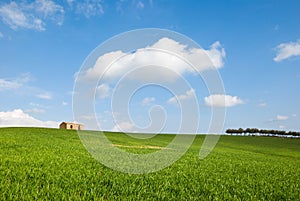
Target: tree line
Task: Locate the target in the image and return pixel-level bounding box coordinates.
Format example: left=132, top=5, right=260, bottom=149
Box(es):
left=226, top=128, right=300, bottom=137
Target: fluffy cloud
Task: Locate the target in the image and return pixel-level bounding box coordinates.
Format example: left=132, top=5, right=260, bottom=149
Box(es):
left=167, top=89, right=195, bottom=104
left=142, top=97, right=155, bottom=106
left=0, top=109, right=58, bottom=128
left=276, top=115, right=288, bottom=120
left=274, top=39, right=300, bottom=62
left=204, top=94, right=244, bottom=107
left=96, top=84, right=111, bottom=99
left=81, top=37, right=225, bottom=83
left=0, top=0, right=64, bottom=31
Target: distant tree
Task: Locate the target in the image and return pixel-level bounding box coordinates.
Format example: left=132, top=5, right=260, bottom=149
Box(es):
left=244, top=128, right=251, bottom=134
left=237, top=128, right=244, bottom=134
left=288, top=131, right=300, bottom=136
left=225, top=129, right=235, bottom=135
left=225, top=128, right=299, bottom=137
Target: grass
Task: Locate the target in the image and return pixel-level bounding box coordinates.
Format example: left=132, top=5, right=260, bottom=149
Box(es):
left=0, top=127, right=299, bottom=200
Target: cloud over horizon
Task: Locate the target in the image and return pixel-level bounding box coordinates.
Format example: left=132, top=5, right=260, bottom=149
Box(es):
left=0, top=109, right=59, bottom=128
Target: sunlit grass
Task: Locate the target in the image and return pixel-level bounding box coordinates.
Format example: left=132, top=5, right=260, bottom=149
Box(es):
left=1, top=127, right=299, bottom=200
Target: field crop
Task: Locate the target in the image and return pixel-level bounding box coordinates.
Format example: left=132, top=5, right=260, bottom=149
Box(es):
left=0, top=127, right=299, bottom=200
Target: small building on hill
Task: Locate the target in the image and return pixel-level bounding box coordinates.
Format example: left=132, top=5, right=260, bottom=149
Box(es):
left=59, top=122, right=84, bottom=130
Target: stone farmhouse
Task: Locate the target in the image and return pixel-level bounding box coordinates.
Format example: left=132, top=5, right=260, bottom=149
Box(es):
left=59, top=122, right=84, bottom=130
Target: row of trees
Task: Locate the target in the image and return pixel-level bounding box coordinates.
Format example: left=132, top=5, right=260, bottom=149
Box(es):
left=226, top=128, right=300, bottom=137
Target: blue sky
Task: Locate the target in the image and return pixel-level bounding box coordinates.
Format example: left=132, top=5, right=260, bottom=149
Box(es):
left=0, top=0, right=299, bottom=133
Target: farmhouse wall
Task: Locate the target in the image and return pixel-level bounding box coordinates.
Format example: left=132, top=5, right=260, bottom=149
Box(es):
left=59, top=122, right=84, bottom=130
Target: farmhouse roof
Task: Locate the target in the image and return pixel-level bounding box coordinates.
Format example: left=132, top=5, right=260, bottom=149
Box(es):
left=60, top=122, right=83, bottom=125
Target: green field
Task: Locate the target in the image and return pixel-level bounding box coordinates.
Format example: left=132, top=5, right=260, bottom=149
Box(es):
left=1, top=127, right=299, bottom=200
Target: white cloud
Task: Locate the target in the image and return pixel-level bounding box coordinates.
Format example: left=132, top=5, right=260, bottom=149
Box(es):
left=268, top=115, right=289, bottom=123
left=0, top=109, right=58, bottom=128
left=30, top=102, right=41, bottom=107
left=29, top=102, right=49, bottom=109
left=96, top=84, right=111, bottom=99
left=0, top=78, right=22, bottom=91
left=292, top=114, right=297, bottom=117
left=33, top=0, right=64, bottom=25
left=0, top=73, right=31, bottom=91
left=204, top=94, right=244, bottom=107
left=81, top=37, right=225, bottom=83
left=0, top=2, right=40, bottom=30
left=36, top=92, right=52, bottom=99
left=0, top=0, right=64, bottom=31
left=167, top=89, right=195, bottom=104
left=0, top=73, right=55, bottom=104
left=142, top=97, right=155, bottom=106
left=62, top=101, right=68, bottom=106
left=276, top=115, right=288, bottom=120
left=68, top=0, right=104, bottom=18
left=274, top=39, right=300, bottom=62
left=205, top=41, right=226, bottom=68
left=25, top=108, right=45, bottom=114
